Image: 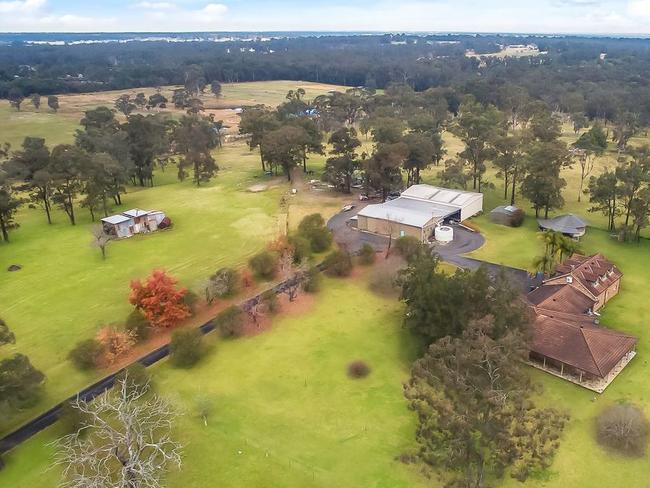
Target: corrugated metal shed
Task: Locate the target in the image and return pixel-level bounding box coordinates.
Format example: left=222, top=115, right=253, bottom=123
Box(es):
left=358, top=197, right=456, bottom=227
left=123, top=208, right=151, bottom=218
left=101, top=215, right=132, bottom=225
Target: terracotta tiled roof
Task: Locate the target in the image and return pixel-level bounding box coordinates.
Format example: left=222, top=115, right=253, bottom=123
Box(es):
left=527, top=283, right=596, bottom=314
left=554, top=254, right=622, bottom=297
left=531, top=311, right=636, bottom=378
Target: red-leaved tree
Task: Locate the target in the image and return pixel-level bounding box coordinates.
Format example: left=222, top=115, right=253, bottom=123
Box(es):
left=129, top=270, right=191, bottom=328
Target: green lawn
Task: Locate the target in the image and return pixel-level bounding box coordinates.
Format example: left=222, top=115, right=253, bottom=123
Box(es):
left=0, top=105, right=79, bottom=147
left=0, top=142, right=284, bottom=434
left=0, top=277, right=427, bottom=488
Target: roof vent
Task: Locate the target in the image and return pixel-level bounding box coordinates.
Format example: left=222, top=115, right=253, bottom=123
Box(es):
left=566, top=276, right=573, bottom=284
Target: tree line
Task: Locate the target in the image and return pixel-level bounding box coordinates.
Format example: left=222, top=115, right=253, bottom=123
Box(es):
left=0, top=98, right=222, bottom=242
left=3, top=33, right=650, bottom=130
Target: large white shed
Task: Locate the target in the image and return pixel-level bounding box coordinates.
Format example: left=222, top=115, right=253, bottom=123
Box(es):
left=356, top=184, right=483, bottom=242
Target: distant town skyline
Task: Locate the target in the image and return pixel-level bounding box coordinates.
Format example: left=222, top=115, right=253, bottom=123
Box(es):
left=2, top=0, right=650, bottom=35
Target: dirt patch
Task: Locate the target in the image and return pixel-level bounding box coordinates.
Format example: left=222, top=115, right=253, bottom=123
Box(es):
left=248, top=183, right=268, bottom=193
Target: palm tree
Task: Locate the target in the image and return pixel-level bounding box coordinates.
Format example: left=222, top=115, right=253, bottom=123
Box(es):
left=533, top=254, right=554, bottom=275
left=558, top=236, right=579, bottom=262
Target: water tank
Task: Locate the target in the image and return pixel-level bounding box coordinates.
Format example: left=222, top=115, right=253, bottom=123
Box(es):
left=434, top=225, right=454, bottom=243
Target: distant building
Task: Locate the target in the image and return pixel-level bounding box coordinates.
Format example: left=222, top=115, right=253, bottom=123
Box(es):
left=526, top=254, right=635, bottom=393
left=101, top=208, right=167, bottom=238
left=537, top=213, right=587, bottom=238
left=356, top=184, right=483, bottom=242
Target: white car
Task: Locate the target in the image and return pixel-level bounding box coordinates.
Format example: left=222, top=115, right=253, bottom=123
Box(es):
left=342, top=204, right=355, bottom=212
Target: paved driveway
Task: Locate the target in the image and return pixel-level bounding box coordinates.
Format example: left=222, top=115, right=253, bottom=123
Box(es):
left=327, top=209, right=534, bottom=292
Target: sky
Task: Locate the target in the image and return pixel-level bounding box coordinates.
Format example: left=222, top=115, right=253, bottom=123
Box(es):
left=2, top=0, right=650, bottom=34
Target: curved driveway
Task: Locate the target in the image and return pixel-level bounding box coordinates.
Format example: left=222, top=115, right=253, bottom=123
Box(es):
left=327, top=208, right=531, bottom=291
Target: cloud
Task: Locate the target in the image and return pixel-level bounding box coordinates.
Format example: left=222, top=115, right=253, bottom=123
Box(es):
left=0, top=0, right=45, bottom=13
left=628, top=0, right=650, bottom=17
left=134, top=1, right=176, bottom=10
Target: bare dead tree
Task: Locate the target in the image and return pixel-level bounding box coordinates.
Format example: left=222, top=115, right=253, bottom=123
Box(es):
left=90, top=224, right=112, bottom=260
left=52, top=372, right=182, bottom=488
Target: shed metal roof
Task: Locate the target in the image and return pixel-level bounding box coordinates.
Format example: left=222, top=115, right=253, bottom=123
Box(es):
left=357, top=197, right=456, bottom=227
left=537, top=214, right=587, bottom=235
left=401, top=184, right=482, bottom=207
left=101, top=214, right=132, bottom=225
left=122, top=208, right=151, bottom=218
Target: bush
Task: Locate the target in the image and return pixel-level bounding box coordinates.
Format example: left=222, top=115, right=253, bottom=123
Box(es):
left=510, top=208, right=525, bottom=227
left=302, top=266, right=322, bottom=293
left=596, top=404, right=648, bottom=456
left=249, top=250, right=279, bottom=281
left=298, top=213, right=333, bottom=252
left=323, top=250, right=353, bottom=277
left=288, top=234, right=312, bottom=264
left=358, top=243, right=376, bottom=265
left=96, top=326, right=136, bottom=365
left=183, top=289, right=200, bottom=313
left=169, top=329, right=204, bottom=368
left=215, top=305, right=245, bottom=338
left=125, top=310, right=150, bottom=342
left=368, top=255, right=406, bottom=296
left=261, top=289, right=280, bottom=314
left=348, top=360, right=371, bottom=378
left=206, top=267, right=239, bottom=303
left=116, top=363, right=152, bottom=394
left=68, top=339, right=105, bottom=370
left=395, top=236, right=426, bottom=262
left=59, top=400, right=92, bottom=435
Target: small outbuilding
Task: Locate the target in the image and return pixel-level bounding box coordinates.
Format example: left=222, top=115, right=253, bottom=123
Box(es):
left=537, top=214, right=587, bottom=238
left=101, top=208, right=167, bottom=238
left=490, top=205, right=523, bottom=227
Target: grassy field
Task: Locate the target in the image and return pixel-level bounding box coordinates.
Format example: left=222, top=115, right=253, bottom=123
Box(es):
left=0, top=142, right=287, bottom=434
left=0, top=80, right=348, bottom=148
left=3, top=80, right=650, bottom=487
left=0, top=80, right=352, bottom=434
left=0, top=276, right=427, bottom=488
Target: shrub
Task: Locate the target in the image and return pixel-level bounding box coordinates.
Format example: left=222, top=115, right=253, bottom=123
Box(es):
left=169, top=329, right=204, bottom=368
left=358, top=243, right=376, bottom=265
left=323, top=250, right=353, bottom=277
left=95, top=326, right=136, bottom=364
left=125, top=310, right=150, bottom=342
left=116, top=363, right=152, bottom=394
left=395, top=236, right=426, bottom=262
left=596, top=404, right=648, bottom=456
left=206, top=267, right=239, bottom=303
left=261, top=289, right=279, bottom=314
left=302, top=266, right=322, bottom=293
left=69, top=339, right=105, bottom=370
left=298, top=213, right=333, bottom=252
left=348, top=360, right=371, bottom=378
left=249, top=250, right=279, bottom=281
left=368, top=255, right=406, bottom=296
left=216, top=305, right=245, bottom=338
left=183, top=289, right=200, bottom=313
left=288, top=234, right=312, bottom=264
left=59, top=399, right=92, bottom=435
left=510, top=208, right=525, bottom=227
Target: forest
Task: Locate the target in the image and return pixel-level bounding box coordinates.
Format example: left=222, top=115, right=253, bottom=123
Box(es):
left=2, top=33, right=650, bottom=126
